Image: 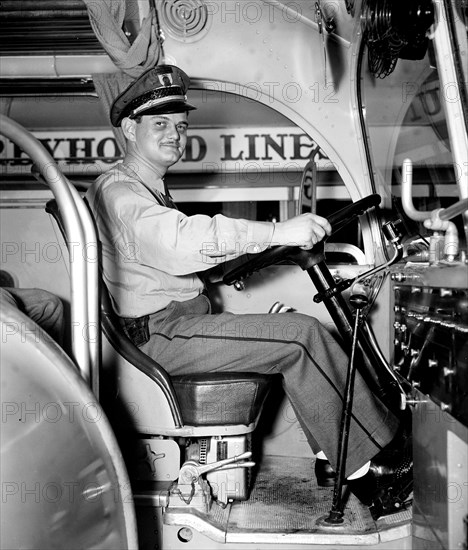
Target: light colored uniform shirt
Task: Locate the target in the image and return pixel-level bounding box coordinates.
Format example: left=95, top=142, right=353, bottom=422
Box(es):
left=86, top=163, right=275, bottom=317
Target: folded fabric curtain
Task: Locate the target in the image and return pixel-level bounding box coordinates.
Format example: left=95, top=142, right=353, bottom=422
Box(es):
left=82, top=0, right=161, bottom=77
left=82, top=0, right=163, bottom=154
left=93, top=72, right=136, bottom=155
left=0, top=98, right=13, bottom=116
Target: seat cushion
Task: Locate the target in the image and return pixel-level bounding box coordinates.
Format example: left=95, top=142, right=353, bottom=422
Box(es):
left=172, top=373, right=272, bottom=426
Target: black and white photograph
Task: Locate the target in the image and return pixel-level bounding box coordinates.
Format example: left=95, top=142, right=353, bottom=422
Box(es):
left=1, top=1, right=467, bottom=548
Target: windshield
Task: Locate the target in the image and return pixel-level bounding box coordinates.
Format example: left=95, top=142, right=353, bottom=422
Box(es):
left=362, top=0, right=468, bottom=247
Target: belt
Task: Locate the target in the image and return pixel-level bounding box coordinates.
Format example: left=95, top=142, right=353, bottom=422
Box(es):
left=119, top=294, right=212, bottom=347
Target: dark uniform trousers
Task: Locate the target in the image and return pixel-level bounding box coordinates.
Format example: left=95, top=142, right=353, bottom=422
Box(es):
left=121, top=294, right=398, bottom=476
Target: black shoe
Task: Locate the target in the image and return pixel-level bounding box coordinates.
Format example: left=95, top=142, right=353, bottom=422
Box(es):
left=348, top=443, right=413, bottom=520
left=314, top=458, right=348, bottom=488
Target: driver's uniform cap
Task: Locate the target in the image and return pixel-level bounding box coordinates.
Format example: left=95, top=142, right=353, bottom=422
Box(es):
left=110, top=64, right=197, bottom=127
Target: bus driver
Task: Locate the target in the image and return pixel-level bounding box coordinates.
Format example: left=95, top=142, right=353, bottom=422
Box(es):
left=86, top=64, right=412, bottom=519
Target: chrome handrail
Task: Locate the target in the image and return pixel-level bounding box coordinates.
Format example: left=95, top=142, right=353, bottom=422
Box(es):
left=0, top=114, right=100, bottom=394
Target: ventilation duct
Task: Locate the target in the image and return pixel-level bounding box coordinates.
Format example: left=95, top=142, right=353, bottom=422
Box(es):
left=0, top=0, right=104, bottom=55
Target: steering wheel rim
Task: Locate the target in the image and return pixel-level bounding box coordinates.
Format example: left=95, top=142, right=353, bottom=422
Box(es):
left=222, top=193, right=381, bottom=285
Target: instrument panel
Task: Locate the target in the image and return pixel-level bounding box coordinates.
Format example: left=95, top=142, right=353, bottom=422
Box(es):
left=392, top=265, right=468, bottom=426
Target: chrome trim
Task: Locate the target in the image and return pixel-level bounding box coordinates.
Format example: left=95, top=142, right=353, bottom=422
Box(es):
left=0, top=114, right=99, bottom=393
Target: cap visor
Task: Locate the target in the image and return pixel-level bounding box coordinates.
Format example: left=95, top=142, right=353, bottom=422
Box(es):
left=132, top=100, right=197, bottom=118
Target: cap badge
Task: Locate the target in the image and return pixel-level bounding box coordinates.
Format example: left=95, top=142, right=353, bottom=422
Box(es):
left=159, top=73, right=173, bottom=87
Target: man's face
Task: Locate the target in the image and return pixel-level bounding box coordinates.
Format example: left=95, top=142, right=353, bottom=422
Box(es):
left=130, top=112, right=188, bottom=169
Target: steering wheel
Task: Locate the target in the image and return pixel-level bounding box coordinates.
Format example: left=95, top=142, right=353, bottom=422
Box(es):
left=223, top=194, right=381, bottom=285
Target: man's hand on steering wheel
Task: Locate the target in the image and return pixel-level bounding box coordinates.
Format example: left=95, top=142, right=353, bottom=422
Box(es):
left=222, top=194, right=381, bottom=286
left=272, top=213, right=332, bottom=250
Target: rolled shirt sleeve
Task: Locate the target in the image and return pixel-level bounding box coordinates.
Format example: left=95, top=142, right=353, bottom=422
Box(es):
left=132, top=205, right=274, bottom=275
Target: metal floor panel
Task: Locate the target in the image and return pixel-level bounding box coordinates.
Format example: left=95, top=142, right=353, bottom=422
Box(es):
left=164, top=455, right=412, bottom=547
left=225, top=455, right=411, bottom=545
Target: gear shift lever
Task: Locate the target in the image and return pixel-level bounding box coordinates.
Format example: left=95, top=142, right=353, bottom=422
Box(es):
left=323, top=283, right=369, bottom=525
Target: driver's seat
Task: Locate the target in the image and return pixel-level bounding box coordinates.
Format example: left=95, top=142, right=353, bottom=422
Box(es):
left=45, top=198, right=272, bottom=505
